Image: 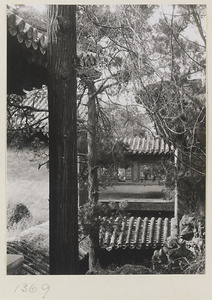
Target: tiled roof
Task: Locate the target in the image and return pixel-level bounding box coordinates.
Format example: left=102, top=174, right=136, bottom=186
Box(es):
left=22, top=86, right=49, bottom=133
left=99, top=216, right=177, bottom=250
left=7, top=241, right=49, bottom=275
left=123, top=136, right=174, bottom=155
left=14, top=85, right=88, bottom=133
left=7, top=7, right=48, bottom=55
left=7, top=6, right=99, bottom=74
left=7, top=239, right=88, bottom=275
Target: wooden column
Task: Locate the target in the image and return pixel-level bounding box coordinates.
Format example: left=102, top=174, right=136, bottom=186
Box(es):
left=132, top=161, right=140, bottom=182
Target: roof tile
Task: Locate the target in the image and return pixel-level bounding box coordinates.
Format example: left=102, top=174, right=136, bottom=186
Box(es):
left=124, top=137, right=173, bottom=155
left=7, top=6, right=100, bottom=80
left=99, top=216, right=176, bottom=250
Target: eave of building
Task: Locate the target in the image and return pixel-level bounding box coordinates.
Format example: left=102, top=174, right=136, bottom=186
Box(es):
left=11, top=85, right=88, bottom=133
left=7, top=6, right=98, bottom=65
left=7, top=5, right=101, bottom=94
left=123, top=136, right=174, bottom=156
left=99, top=216, right=177, bottom=251
left=7, top=6, right=47, bottom=56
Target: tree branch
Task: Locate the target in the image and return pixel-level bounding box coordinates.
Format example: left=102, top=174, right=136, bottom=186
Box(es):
left=190, top=5, right=206, bottom=47
left=8, top=102, right=48, bottom=112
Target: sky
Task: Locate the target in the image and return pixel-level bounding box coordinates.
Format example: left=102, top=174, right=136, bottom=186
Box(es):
left=12, top=4, right=206, bottom=46
left=27, top=4, right=206, bottom=53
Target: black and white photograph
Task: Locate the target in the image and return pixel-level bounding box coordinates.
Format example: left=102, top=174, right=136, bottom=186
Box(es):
left=2, top=2, right=211, bottom=297
left=6, top=4, right=207, bottom=277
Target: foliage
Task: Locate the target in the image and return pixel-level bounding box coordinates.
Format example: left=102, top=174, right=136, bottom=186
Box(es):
left=182, top=252, right=205, bottom=274
left=152, top=212, right=205, bottom=274
left=7, top=93, right=49, bottom=150
left=178, top=171, right=205, bottom=214
left=75, top=5, right=206, bottom=212
left=78, top=200, right=129, bottom=238
left=128, top=6, right=206, bottom=213
left=7, top=203, right=33, bottom=232
left=7, top=94, right=34, bottom=147
left=102, top=102, right=154, bottom=139
left=152, top=243, right=205, bottom=274
left=8, top=203, right=32, bottom=226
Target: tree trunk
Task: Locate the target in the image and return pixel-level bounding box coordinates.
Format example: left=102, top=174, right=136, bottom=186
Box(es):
left=87, top=81, right=99, bottom=270
left=89, top=228, right=99, bottom=271
left=47, top=5, right=78, bottom=274
left=87, top=81, right=98, bottom=203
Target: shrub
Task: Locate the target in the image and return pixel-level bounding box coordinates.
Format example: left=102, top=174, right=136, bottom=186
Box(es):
left=7, top=203, right=32, bottom=229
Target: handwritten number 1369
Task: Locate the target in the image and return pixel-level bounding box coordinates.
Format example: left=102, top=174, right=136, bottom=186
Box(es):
left=15, top=283, right=50, bottom=298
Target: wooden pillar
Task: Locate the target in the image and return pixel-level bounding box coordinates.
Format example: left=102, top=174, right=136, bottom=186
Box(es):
left=132, top=161, right=140, bottom=182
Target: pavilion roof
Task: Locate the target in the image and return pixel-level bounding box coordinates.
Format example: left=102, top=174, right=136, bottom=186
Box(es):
left=123, top=136, right=174, bottom=156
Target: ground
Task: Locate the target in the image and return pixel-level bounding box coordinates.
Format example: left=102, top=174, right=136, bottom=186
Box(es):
left=7, top=147, right=49, bottom=225
left=7, top=148, right=49, bottom=253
